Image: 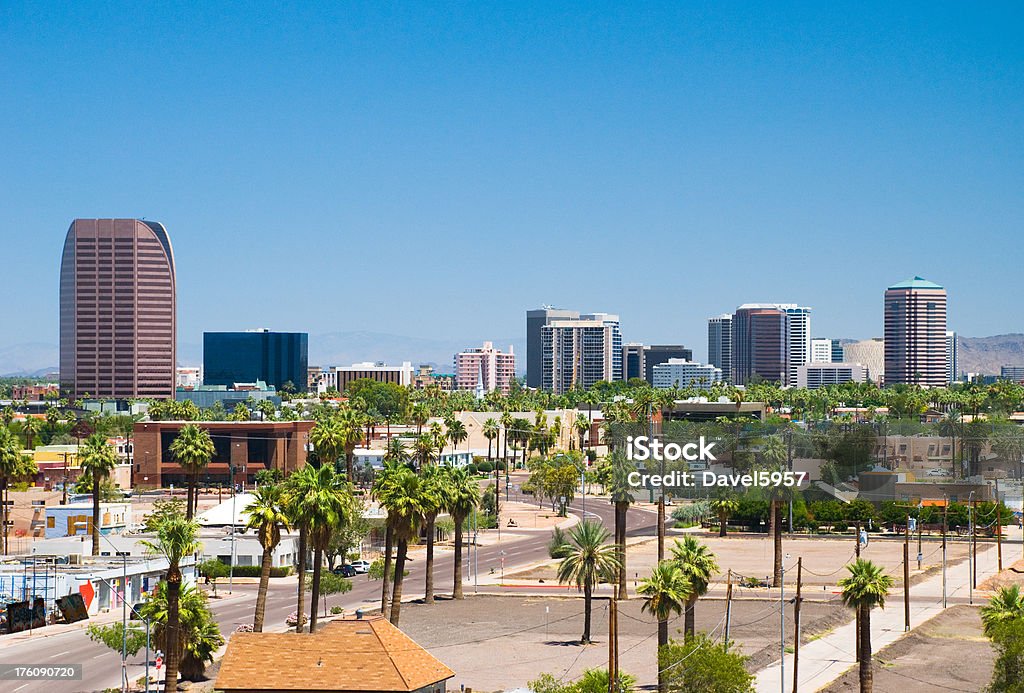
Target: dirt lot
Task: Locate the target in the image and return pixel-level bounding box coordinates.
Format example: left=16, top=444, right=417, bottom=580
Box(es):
left=508, top=532, right=974, bottom=590
left=396, top=593, right=848, bottom=691
left=821, top=605, right=994, bottom=693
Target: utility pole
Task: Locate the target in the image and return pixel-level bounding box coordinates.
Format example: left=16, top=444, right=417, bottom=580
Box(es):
left=972, top=498, right=978, bottom=590
left=942, top=501, right=948, bottom=608
left=786, top=429, right=793, bottom=533
left=780, top=558, right=786, bottom=693
left=917, top=508, right=923, bottom=570
left=724, top=569, right=733, bottom=647
left=904, top=516, right=910, bottom=632
left=608, top=598, right=618, bottom=693
left=855, top=521, right=861, bottom=664
left=968, top=494, right=974, bottom=605
left=855, top=521, right=861, bottom=558
left=792, top=558, right=802, bottom=693
left=997, top=503, right=1003, bottom=572
left=62, top=451, right=70, bottom=504
left=654, top=401, right=665, bottom=563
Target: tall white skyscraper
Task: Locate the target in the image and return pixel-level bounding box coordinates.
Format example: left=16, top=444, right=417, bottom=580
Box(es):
left=781, top=305, right=812, bottom=387
left=541, top=313, right=623, bottom=394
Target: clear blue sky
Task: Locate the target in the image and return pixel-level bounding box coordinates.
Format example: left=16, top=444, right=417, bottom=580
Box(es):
left=1, top=2, right=1022, bottom=361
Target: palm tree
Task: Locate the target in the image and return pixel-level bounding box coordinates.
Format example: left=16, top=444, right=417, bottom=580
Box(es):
left=79, top=433, right=118, bottom=556
left=384, top=437, right=407, bottom=464
left=0, top=426, right=33, bottom=555
left=981, top=585, right=1024, bottom=638
left=410, top=404, right=429, bottom=436
left=607, top=450, right=633, bottom=598
left=483, top=418, right=498, bottom=461
left=670, top=536, right=719, bottom=639
left=309, top=416, right=345, bottom=473
left=336, top=407, right=364, bottom=481
left=20, top=416, right=42, bottom=450
left=244, top=484, right=289, bottom=632
left=141, top=513, right=200, bottom=692
left=447, top=419, right=468, bottom=460
left=446, top=466, right=479, bottom=599
left=573, top=414, right=591, bottom=451
left=371, top=461, right=404, bottom=614
left=413, top=433, right=436, bottom=470
left=429, top=422, right=445, bottom=464
left=169, top=424, right=215, bottom=519
left=760, top=435, right=788, bottom=586
left=638, top=560, right=692, bottom=693
left=282, top=465, right=316, bottom=632
left=710, top=493, right=739, bottom=537
left=555, top=519, right=620, bottom=644
left=420, top=465, right=449, bottom=605
left=838, top=559, right=894, bottom=693
left=378, top=466, right=426, bottom=625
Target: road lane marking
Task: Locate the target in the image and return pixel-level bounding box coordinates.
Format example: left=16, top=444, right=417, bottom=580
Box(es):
left=49, top=650, right=71, bottom=658
left=13, top=684, right=28, bottom=692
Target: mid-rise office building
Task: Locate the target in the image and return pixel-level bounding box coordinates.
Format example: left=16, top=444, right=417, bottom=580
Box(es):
left=541, top=313, right=622, bottom=394
left=1001, top=366, right=1024, bottom=383
left=454, top=342, right=516, bottom=393
left=884, top=277, right=948, bottom=387
left=526, top=307, right=580, bottom=388
left=59, top=218, right=176, bottom=400
left=707, top=314, right=733, bottom=382
left=946, top=331, right=958, bottom=383
left=622, top=343, right=693, bottom=384
left=651, top=359, right=722, bottom=390
left=811, top=338, right=834, bottom=363
left=831, top=339, right=845, bottom=363
left=796, top=362, right=869, bottom=390
left=204, top=330, right=308, bottom=393
left=319, top=362, right=414, bottom=394
left=843, top=338, right=885, bottom=384
left=622, top=343, right=645, bottom=381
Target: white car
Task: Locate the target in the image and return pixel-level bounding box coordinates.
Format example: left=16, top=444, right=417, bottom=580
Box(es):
left=926, top=468, right=947, bottom=477
left=350, top=560, right=372, bottom=574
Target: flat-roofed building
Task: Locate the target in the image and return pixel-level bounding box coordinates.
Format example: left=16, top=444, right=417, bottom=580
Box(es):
left=796, top=362, right=869, bottom=389
left=651, top=359, right=722, bottom=390
left=707, top=314, right=733, bottom=382
left=454, top=342, right=516, bottom=393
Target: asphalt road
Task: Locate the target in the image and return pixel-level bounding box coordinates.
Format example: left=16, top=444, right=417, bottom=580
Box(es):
left=0, top=497, right=656, bottom=693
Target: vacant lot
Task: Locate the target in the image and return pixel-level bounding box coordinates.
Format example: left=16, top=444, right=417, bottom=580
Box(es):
left=821, top=605, right=994, bottom=693
left=396, top=593, right=848, bottom=691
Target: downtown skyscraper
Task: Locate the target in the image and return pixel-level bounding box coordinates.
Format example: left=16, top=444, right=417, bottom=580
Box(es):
left=725, top=303, right=811, bottom=386
left=884, top=277, right=948, bottom=386
left=540, top=312, right=622, bottom=394
left=59, top=219, right=176, bottom=400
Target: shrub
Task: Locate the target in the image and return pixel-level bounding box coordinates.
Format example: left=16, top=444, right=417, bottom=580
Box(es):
left=224, top=565, right=292, bottom=578
left=234, top=624, right=253, bottom=633
left=659, top=632, right=754, bottom=692
left=495, top=460, right=506, bottom=472
left=330, top=605, right=344, bottom=615
left=465, top=463, right=479, bottom=475
left=477, top=461, right=494, bottom=474
left=548, top=527, right=572, bottom=559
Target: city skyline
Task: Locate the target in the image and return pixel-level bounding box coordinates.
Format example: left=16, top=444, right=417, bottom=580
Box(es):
left=1, top=4, right=1022, bottom=360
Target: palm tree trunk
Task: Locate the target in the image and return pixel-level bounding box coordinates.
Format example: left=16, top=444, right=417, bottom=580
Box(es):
left=309, top=548, right=323, bottom=633
left=684, top=596, right=696, bottom=639
left=658, top=617, right=668, bottom=693
left=424, top=514, right=436, bottom=604
left=772, top=500, right=782, bottom=587
left=1, top=479, right=7, bottom=555
left=582, top=582, right=592, bottom=643
left=165, top=568, right=182, bottom=691
left=185, top=475, right=194, bottom=521
left=487, top=438, right=492, bottom=462
left=389, top=538, right=408, bottom=624
left=295, top=527, right=307, bottom=633
left=253, top=547, right=272, bottom=632
left=453, top=516, right=464, bottom=599
left=719, top=511, right=728, bottom=537
left=616, top=501, right=627, bottom=599
left=381, top=525, right=394, bottom=612
left=91, top=477, right=101, bottom=556
left=859, top=604, right=872, bottom=693
left=346, top=451, right=354, bottom=484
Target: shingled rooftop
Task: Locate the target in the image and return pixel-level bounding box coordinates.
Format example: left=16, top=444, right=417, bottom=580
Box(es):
left=215, top=616, right=455, bottom=693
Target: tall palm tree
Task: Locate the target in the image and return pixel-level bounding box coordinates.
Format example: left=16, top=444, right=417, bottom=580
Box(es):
left=838, top=559, right=894, bottom=693
left=420, top=465, right=449, bottom=605
left=447, top=419, right=468, bottom=460
left=429, top=422, right=446, bottom=464
left=141, top=513, right=200, bottom=692
left=379, top=466, right=426, bottom=625
left=410, top=404, right=429, bottom=436
left=282, top=465, right=316, bottom=632
left=760, top=435, right=788, bottom=586
left=20, top=416, right=42, bottom=450
left=981, top=584, right=1024, bottom=638
left=607, top=450, right=633, bottom=598
left=245, top=484, right=289, bottom=632
left=371, top=461, right=404, bottom=614
left=169, top=424, right=215, bottom=519
left=79, top=433, right=118, bottom=556
left=384, top=437, right=407, bottom=464
left=573, top=414, right=591, bottom=451
left=336, top=407, right=364, bottom=481
left=0, top=426, right=33, bottom=555
left=483, top=418, right=498, bottom=461
left=710, top=493, right=739, bottom=537
left=413, top=433, right=436, bottom=470
left=446, top=466, right=479, bottom=599
left=555, top=519, right=620, bottom=644
left=638, top=560, right=692, bottom=693
left=670, top=536, right=719, bottom=639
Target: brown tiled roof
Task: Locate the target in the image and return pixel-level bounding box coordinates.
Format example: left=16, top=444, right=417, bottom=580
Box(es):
left=215, top=617, right=455, bottom=692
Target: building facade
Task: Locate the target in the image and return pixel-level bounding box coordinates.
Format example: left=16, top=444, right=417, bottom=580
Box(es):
left=884, top=277, right=948, bottom=387
left=204, top=330, right=308, bottom=393
left=796, top=362, right=868, bottom=389
left=622, top=343, right=645, bottom=381
left=59, top=218, right=176, bottom=400
left=541, top=313, right=622, bottom=394
left=453, top=342, right=516, bottom=393
left=811, top=338, right=834, bottom=363
left=319, top=362, right=414, bottom=394
left=843, top=338, right=885, bottom=384
left=622, top=344, right=694, bottom=384
left=651, top=359, right=722, bottom=390
left=707, top=314, right=733, bottom=382
left=526, top=308, right=581, bottom=388
left=731, top=305, right=786, bottom=385
left=133, top=420, right=314, bottom=488
left=946, top=331, right=958, bottom=383
left=1001, top=366, right=1024, bottom=383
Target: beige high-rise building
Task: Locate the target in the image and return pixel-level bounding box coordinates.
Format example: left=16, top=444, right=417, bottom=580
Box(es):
left=454, top=342, right=516, bottom=394
left=884, top=277, right=948, bottom=387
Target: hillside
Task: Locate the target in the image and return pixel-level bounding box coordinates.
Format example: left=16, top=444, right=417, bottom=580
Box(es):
left=959, top=334, right=1024, bottom=375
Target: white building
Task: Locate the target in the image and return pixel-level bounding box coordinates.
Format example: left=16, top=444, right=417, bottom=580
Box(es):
left=651, top=359, right=723, bottom=390
left=781, top=305, right=812, bottom=386
left=317, top=362, right=414, bottom=394
left=796, top=362, right=869, bottom=390
left=454, top=342, right=516, bottom=394
left=541, top=313, right=623, bottom=394
left=811, top=338, right=834, bottom=363
left=843, top=339, right=885, bottom=384
left=176, top=366, right=203, bottom=389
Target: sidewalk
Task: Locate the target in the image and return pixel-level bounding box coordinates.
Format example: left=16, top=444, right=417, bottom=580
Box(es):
left=754, top=542, right=1002, bottom=693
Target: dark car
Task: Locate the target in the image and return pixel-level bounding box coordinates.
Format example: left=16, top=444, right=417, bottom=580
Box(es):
left=332, top=564, right=357, bottom=577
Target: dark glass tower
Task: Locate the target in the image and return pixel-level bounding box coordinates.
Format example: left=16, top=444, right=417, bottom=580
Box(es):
left=203, top=331, right=309, bottom=392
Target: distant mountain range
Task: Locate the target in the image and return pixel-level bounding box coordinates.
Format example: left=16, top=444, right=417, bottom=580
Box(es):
left=3, top=332, right=1021, bottom=380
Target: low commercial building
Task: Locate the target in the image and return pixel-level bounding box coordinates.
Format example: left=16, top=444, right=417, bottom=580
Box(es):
left=661, top=400, right=766, bottom=423
left=44, top=502, right=131, bottom=538
left=795, top=362, right=869, bottom=389
left=133, top=420, right=314, bottom=489
left=216, top=616, right=455, bottom=693
left=175, top=382, right=281, bottom=410
left=651, top=359, right=722, bottom=390
left=316, top=362, right=415, bottom=394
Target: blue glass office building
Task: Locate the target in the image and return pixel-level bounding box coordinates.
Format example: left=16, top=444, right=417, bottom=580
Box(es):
left=203, top=331, right=308, bottom=392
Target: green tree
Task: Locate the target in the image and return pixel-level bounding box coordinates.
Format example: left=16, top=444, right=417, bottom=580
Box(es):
left=138, top=581, right=224, bottom=681
left=638, top=561, right=692, bottom=692
left=169, top=424, right=215, bottom=519
left=659, top=633, right=754, bottom=693
left=607, top=450, right=634, bottom=598
left=79, top=433, right=118, bottom=556
left=377, top=466, right=426, bottom=625
left=987, top=618, right=1024, bottom=693
left=710, top=493, right=739, bottom=537
left=0, top=426, right=35, bottom=555
left=838, top=559, right=894, bottom=693
left=244, top=484, right=289, bottom=631
left=310, top=416, right=346, bottom=474
left=555, top=519, right=620, bottom=644
left=670, top=536, right=719, bottom=639
left=140, top=513, right=201, bottom=689
left=981, top=585, right=1024, bottom=639
left=197, top=558, right=229, bottom=596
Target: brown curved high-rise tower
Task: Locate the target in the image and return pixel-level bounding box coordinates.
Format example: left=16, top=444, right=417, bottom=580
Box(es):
left=59, top=219, right=176, bottom=400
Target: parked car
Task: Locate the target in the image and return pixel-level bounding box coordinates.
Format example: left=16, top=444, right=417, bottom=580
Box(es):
left=332, top=564, right=356, bottom=577
left=350, top=560, right=372, bottom=574
left=926, top=468, right=947, bottom=477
